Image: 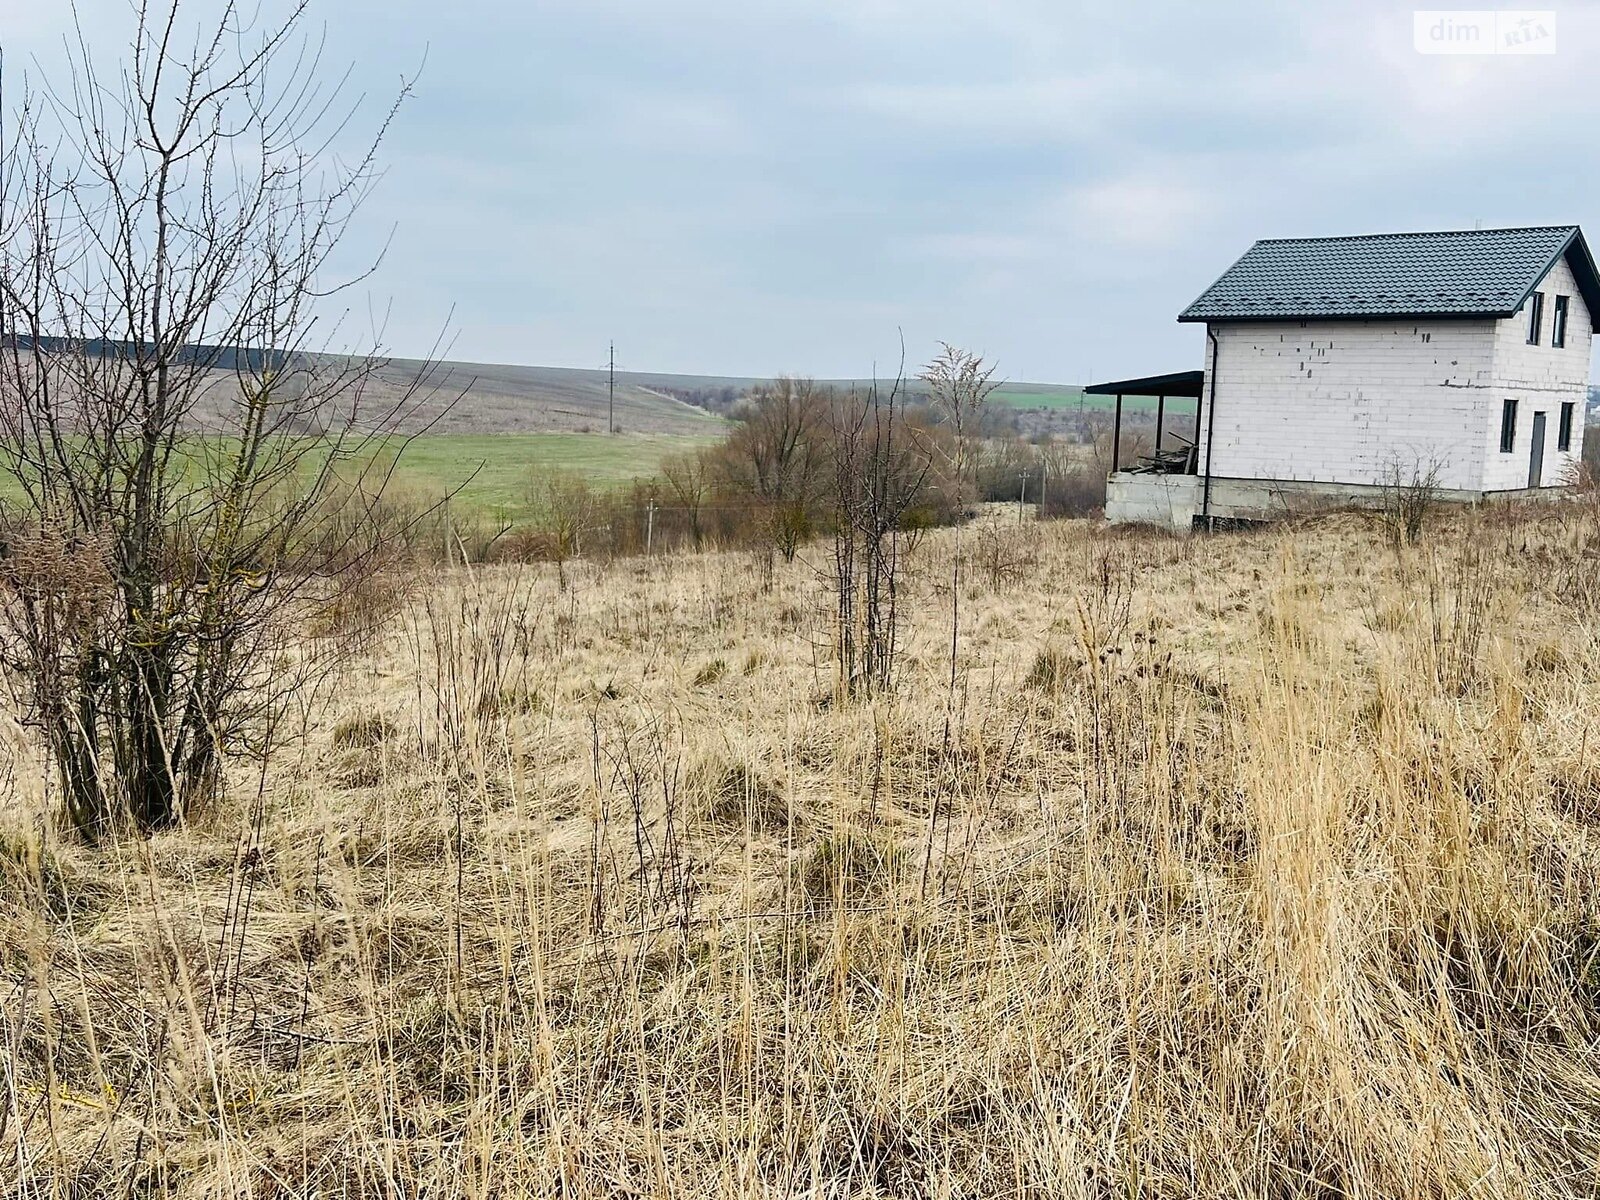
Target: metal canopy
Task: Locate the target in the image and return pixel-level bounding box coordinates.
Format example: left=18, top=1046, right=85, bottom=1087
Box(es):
left=1084, top=370, right=1204, bottom=398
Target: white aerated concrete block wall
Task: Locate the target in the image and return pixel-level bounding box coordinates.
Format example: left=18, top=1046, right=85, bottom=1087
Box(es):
left=1195, top=258, right=1594, bottom=494
left=1479, top=255, right=1593, bottom=492
left=1196, top=319, right=1497, bottom=491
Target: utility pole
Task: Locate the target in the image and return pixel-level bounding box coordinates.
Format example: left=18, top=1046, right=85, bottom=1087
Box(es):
left=608, top=340, right=615, bottom=435
left=646, top=497, right=656, bottom=555
left=1018, top=469, right=1029, bottom=524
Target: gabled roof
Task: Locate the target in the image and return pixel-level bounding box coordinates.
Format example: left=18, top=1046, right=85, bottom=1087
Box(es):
left=1178, top=225, right=1600, bottom=323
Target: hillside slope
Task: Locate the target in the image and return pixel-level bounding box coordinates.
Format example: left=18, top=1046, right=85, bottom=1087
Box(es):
left=22, top=340, right=1108, bottom=434
left=356, top=359, right=1095, bottom=433
left=354, top=358, right=730, bottom=435
left=80, top=345, right=1100, bottom=435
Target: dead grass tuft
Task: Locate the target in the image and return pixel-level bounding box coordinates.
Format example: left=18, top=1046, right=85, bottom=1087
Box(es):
left=801, top=829, right=908, bottom=906
left=331, top=709, right=398, bottom=749
left=699, top=759, right=792, bottom=830
left=1022, top=645, right=1076, bottom=692
left=692, top=658, right=728, bottom=687
left=0, top=832, right=112, bottom=924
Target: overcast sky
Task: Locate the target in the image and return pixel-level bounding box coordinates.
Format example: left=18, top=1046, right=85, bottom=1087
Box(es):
left=5, top=1, right=1600, bottom=382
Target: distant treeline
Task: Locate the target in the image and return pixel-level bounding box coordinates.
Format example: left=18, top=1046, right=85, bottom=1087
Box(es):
left=657, top=385, right=745, bottom=418
left=659, top=377, right=1172, bottom=453
left=369, top=377, right=1134, bottom=566
left=8, top=334, right=289, bottom=373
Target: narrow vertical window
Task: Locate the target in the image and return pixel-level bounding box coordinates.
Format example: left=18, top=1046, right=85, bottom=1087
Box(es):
left=1553, top=295, right=1569, bottom=348
left=1527, top=291, right=1545, bottom=344
left=1559, top=401, right=1575, bottom=451
left=1500, top=398, right=1518, bottom=452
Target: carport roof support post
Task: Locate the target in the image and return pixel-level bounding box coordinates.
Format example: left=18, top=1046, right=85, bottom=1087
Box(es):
left=1111, top=393, right=1122, bottom=476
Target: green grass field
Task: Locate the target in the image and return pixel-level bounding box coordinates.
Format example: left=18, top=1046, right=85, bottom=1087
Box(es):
left=0, top=432, right=719, bottom=526
left=990, top=386, right=1199, bottom=415
left=990, top=387, right=1088, bottom=409
left=384, top=433, right=717, bottom=521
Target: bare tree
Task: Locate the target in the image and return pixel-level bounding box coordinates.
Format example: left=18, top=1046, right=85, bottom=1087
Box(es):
left=527, top=469, right=595, bottom=591
left=0, top=2, right=447, bottom=837
left=660, top=449, right=711, bottom=549
left=918, top=345, right=998, bottom=799
left=921, top=343, right=999, bottom=508
left=829, top=367, right=934, bottom=696
left=713, top=376, right=830, bottom=562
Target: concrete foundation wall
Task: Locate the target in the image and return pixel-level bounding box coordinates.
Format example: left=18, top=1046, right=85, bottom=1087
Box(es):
left=1199, top=476, right=1479, bottom=522
left=1104, top=474, right=1201, bottom=531
left=1105, top=471, right=1559, bottom=531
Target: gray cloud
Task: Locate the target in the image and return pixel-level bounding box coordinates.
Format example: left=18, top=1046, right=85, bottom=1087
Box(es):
left=3, top=0, right=1597, bottom=382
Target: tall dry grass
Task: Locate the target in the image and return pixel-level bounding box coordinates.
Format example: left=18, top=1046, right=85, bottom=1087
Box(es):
left=4, top=504, right=1600, bottom=1197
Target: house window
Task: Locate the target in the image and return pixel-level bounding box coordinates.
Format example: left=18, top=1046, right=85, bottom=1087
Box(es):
left=1527, top=292, right=1545, bottom=344
left=1500, top=398, right=1518, bottom=452
left=1559, top=401, right=1575, bottom=451
left=1553, top=295, right=1569, bottom=348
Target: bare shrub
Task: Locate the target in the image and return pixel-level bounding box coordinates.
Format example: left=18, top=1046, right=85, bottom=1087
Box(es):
left=1037, top=466, right=1106, bottom=518
left=712, top=377, right=832, bottom=563
left=0, top=3, right=445, bottom=838
left=526, top=469, right=596, bottom=590
left=660, top=451, right=714, bottom=549
left=973, top=521, right=1041, bottom=591
left=1036, top=435, right=1117, bottom=520
left=828, top=372, right=935, bottom=696
left=1378, top=458, right=1443, bottom=547
left=921, top=343, right=1000, bottom=507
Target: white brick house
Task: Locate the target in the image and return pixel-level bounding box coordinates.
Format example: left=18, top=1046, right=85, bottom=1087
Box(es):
left=1102, top=225, right=1600, bottom=529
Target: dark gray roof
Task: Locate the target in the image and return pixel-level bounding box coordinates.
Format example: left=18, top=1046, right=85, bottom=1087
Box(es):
left=1084, top=370, right=1204, bottom=397
left=1178, top=225, right=1600, bottom=323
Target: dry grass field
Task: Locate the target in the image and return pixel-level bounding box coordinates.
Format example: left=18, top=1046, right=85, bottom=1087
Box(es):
left=7, top=501, right=1600, bottom=1197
